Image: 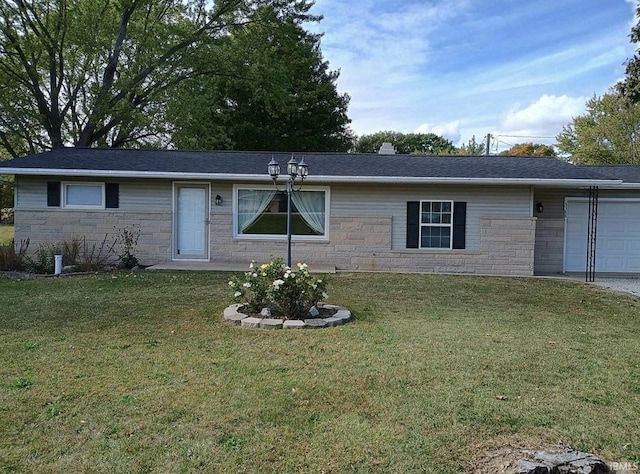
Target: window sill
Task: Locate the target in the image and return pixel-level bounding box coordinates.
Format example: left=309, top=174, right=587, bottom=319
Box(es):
left=233, top=235, right=329, bottom=244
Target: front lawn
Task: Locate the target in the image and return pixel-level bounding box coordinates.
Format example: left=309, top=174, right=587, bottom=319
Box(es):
left=0, top=272, right=638, bottom=472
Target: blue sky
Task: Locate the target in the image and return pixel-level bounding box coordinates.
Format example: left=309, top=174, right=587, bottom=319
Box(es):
left=308, top=0, right=637, bottom=151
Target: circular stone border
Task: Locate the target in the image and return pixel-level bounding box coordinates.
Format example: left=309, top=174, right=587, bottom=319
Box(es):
left=223, top=303, right=352, bottom=329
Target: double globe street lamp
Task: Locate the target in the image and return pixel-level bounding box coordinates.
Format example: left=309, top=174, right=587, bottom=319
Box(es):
left=267, top=156, right=308, bottom=267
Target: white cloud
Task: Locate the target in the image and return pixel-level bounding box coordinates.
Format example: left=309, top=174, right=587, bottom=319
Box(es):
left=415, top=120, right=461, bottom=144
left=496, top=94, right=588, bottom=144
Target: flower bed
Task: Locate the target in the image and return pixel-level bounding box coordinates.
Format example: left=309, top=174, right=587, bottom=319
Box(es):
left=223, top=303, right=351, bottom=329
left=228, top=257, right=329, bottom=320
left=225, top=258, right=351, bottom=328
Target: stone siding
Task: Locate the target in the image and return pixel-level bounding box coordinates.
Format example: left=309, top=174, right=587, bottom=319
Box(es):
left=14, top=209, right=172, bottom=264
left=534, top=218, right=565, bottom=275
left=211, top=214, right=536, bottom=276
left=15, top=210, right=536, bottom=275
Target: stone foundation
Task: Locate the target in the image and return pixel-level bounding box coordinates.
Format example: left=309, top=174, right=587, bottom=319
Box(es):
left=15, top=210, right=536, bottom=276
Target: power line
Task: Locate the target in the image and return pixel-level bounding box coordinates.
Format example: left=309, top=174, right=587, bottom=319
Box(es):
left=495, top=134, right=556, bottom=139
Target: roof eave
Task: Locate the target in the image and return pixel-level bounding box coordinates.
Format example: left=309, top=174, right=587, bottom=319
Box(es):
left=0, top=168, right=621, bottom=187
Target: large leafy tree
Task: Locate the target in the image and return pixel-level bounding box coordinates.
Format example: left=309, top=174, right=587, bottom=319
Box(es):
left=556, top=90, right=640, bottom=164
left=499, top=142, right=556, bottom=157
left=168, top=2, right=353, bottom=152
left=353, top=131, right=456, bottom=155
left=0, top=0, right=263, bottom=158
left=618, top=1, right=640, bottom=102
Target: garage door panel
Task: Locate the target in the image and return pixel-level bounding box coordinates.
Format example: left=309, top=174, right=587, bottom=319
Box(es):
left=565, top=200, right=640, bottom=273
left=600, top=220, right=626, bottom=234
left=602, top=239, right=626, bottom=251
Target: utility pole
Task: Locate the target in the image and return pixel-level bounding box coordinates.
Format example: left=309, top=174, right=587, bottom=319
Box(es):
left=485, top=134, right=492, bottom=155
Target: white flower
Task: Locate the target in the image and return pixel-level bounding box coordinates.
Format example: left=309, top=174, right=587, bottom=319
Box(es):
left=311, top=284, right=317, bottom=290
left=234, top=291, right=242, bottom=297
left=322, top=292, right=328, bottom=299
left=283, top=273, right=289, bottom=279
left=242, top=282, right=251, bottom=288
left=228, top=281, right=235, bottom=287
left=317, top=279, right=323, bottom=283
left=252, top=273, right=257, bottom=278
left=273, top=279, right=285, bottom=289
left=249, top=262, right=254, bottom=269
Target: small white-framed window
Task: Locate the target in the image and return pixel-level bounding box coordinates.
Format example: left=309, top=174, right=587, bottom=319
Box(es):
left=420, top=200, right=453, bottom=249
left=233, top=185, right=329, bottom=239
left=63, top=183, right=105, bottom=209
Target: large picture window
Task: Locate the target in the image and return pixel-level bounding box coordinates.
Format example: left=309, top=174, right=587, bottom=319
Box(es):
left=235, top=187, right=327, bottom=238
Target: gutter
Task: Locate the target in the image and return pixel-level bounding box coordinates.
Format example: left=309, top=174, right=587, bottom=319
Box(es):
left=0, top=167, right=622, bottom=187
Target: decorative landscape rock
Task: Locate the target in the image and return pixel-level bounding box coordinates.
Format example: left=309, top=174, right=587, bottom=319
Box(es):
left=259, top=318, right=283, bottom=330
left=283, top=320, right=307, bottom=329
left=515, top=449, right=610, bottom=474
left=223, top=304, right=351, bottom=330
left=304, top=318, right=328, bottom=328
left=240, top=317, right=262, bottom=328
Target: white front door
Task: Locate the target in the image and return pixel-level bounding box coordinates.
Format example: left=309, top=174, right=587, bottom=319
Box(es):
left=175, top=184, right=209, bottom=259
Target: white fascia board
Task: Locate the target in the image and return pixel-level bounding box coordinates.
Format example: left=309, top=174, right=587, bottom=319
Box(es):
left=597, top=183, right=640, bottom=189
left=0, top=167, right=622, bottom=187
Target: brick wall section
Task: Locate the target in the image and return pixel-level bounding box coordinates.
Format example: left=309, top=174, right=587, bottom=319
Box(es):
left=534, top=218, right=565, bottom=275
left=16, top=210, right=536, bottom=275
left=15, top=210, right=172, bottom=264
left=211, top=214, right=536, bottom=276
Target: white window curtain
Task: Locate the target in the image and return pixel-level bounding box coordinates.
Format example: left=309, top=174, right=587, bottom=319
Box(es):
left=291, top=191, right=325, bottom=235
left=237, top=189, right=276, bottom=233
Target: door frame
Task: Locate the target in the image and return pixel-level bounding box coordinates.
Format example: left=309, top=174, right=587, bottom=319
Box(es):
left=172, top=182, right=211, bottom=260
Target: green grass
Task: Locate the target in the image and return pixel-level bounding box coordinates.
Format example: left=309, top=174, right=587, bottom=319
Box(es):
left=0, top=271, right=639, bottom=472
left=0, top=224, right=13, bottom=245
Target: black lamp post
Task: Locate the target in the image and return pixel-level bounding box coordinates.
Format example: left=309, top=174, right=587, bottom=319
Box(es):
left=268, top=156, right=308, bottom=267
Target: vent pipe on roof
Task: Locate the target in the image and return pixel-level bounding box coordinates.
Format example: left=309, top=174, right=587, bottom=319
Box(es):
left=378, top=142, right=396, bottom=155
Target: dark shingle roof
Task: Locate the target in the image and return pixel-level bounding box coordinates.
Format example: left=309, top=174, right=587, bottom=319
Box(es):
left=580, top=165, right=640, bottom=183
left=0, top=147, right=622, bottom=184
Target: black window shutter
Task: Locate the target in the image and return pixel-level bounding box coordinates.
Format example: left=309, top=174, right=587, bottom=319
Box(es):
left=105, top=183, right=119, bottom=208
left=47, top=181, right=61, bottom=207
left=406, top=201, right=420, bottom=248
left=452, top=201, right=466, bottom=249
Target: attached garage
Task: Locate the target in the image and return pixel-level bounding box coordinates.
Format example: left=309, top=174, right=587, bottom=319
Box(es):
left=565, top=198, right=640, bottom=273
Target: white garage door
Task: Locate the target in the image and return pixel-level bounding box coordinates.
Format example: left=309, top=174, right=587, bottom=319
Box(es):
left=565, top=199, right=640, bottom=272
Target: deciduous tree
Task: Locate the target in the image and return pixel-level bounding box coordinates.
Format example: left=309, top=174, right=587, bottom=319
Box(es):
left=353, top=131, right=455, bottom=155
left=168, top=2, right=353, bottom=152
left=0, top=0, right=254, bottom=157
left=556, top=90, right=640, bottom=164
left=500, top=142, right=556, bottom=157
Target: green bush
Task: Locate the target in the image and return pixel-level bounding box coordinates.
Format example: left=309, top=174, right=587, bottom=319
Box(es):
left=229, top=257, right=329, bottom=319
left=19, top=236, right=116, bottom=274
left=24, top=245, right=56, bottom=274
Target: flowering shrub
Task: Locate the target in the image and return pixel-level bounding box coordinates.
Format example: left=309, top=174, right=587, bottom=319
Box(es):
left=228, top=257, right=328, bottom=319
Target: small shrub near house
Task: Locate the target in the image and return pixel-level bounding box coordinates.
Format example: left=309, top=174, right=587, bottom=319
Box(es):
left=114, top=225, right=141, bottom=269
left=0, top=239, right=29, bottom=271
left=0, top=226, right=141, bottom=274
left=229, top=257, right=328, bottom=320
